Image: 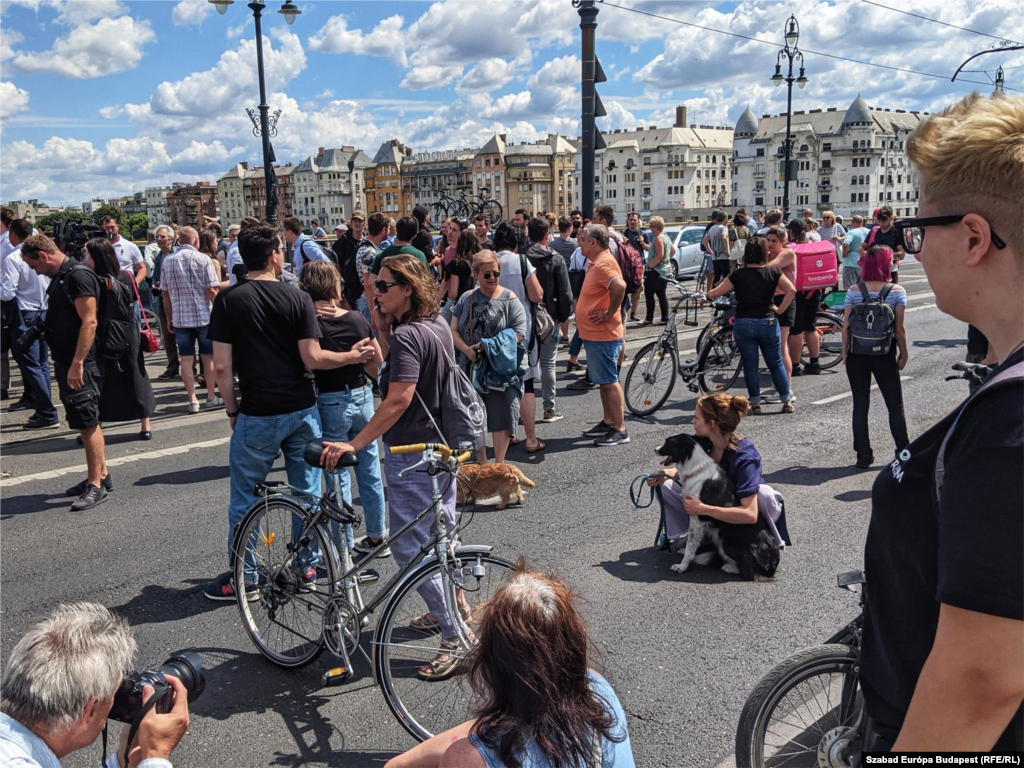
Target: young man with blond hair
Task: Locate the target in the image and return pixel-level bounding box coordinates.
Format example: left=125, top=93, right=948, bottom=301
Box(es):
left=859, top=92, right=1024, bottom=752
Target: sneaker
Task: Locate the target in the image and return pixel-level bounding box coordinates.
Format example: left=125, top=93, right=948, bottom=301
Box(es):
left=205, top=396, right=224, bottom=410
left=24, top=414, right=59, bottom=429
left=188, top=400, right=200, bottom=414
left=70, top=483, right=108, bottom=511
left=804, top=361, right=822, bottom=375
left=7, top=397, right=35, bottom=412
left=0, top=388, right=8, bottom=400
left=565, top=361, right=582, bottom=374
left=353, top=536, right=392, bottom=558
left=299, top=566, right=318, bottom=592
left=158, top=368, right=179, bottom=380
left=66, top=474, right=114, bottom=497
left=582, top=421, right=615, bottom=437
left=791, top=364, right=804, bottom=377
left=567, top=377, right=597, bottom=391
left=541, top=410, right=563, bottom=423
left=855, top=453, right=874, bottom=469
left=594, top=429, right=630, bottom=447
left=203, top=572, right=258, bottom=602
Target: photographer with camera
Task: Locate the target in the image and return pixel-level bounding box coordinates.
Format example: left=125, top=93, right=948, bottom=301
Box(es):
left=0, top=603, right=192, bottom=768
left=21, top=234, right=110, bottom=511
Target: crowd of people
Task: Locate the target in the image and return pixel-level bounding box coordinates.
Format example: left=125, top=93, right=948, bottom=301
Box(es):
left=1, top=92, right=1021, bottom=766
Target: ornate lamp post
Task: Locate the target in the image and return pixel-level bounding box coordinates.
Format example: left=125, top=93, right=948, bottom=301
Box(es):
left=209, top=0, right=301, bottom=221
left=772, top=14, right=807, bottom=221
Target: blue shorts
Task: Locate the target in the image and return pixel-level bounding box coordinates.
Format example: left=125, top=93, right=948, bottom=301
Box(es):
left=175, top=324, right=213, bottom=357
left=583, top=338, right=624, bottom=385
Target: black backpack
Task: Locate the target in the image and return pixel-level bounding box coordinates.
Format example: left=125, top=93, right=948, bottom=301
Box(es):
left=846, top=281, right=896, bottom=356
left=60, top=265, right=135, bottom=361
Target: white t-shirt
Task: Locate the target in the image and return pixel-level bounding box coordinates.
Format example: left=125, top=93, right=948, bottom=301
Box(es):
left=707, top=224, right=730, bottom=259
left=113, top=237, right=144, bottom=272
left=806, top=231, right=822, bottom=242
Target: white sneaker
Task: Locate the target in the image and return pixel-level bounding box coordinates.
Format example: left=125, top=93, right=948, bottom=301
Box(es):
left=188, top=400, right=200, bottom=414
left=205, top=396, right=224, bottom=410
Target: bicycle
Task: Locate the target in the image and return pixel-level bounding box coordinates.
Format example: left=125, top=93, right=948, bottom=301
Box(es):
left=795, top=287, right=845, bottom=371
left=735, top=570, right=866, bottom=768
left=231, top=440, right=515, bottom=742
left=431, top=188, right=503, bottom=226
left=623, top=283, right=741, bottom=416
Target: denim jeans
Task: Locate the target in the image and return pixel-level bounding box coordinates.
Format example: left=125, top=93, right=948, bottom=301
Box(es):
left=11, top=310, right=57, bottom=419
left=228, top=405, right=322, bottom=575
left=317, top=385, right=386, bottom=548
left=569, top=327, right=583, bottom=358
left=732, top=317, right=791, bottom=405
left=356, top=295, right=372, bottom=328
left=538, top=331, right=559, bottom=412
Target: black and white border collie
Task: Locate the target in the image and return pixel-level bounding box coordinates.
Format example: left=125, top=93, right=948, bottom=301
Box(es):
left=656, top=434, right=780, bottom=581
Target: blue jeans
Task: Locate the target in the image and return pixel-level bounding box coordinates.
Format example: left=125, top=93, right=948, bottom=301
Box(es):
left=356, top=295, right=372, bottom=328
left=317, top=385, right=386, bottom=548
left=12, top=310, right=57, bottom=419
left=228, top=405, right=322, bottom=575
left=732, top=317, right=791, bottom=405
left=569, top=327, right=583, bottom=358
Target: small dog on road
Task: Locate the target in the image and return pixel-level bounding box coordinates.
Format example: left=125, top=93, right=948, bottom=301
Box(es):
left=656, top=434, right=780, bottom=581
left=456, top=463, right=536, bottom=510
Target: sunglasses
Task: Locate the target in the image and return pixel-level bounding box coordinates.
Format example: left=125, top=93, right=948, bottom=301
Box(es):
left=374, top=279, right=403, bottom=294
left=479, top=270, right=501, bottom=280
left=895, top=215, right=1007, bottom=255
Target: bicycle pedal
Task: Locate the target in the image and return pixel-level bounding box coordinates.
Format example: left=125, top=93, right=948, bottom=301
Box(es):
left=321, top=666, right=353, bottom=686
left=356, top=568, right=379, bottom=586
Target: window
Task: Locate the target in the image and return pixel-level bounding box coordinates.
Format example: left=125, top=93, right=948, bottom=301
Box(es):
left=643, top=157, right=651, bottom=165
left=822, top=143, right=832, bottom=152
left=800, top=144, right=809, bottom=152
left=851, top=176, right=858, bottom=186
left=755, top=197, right=764, bottom=206
left=755, top=148, right=765, bottom=157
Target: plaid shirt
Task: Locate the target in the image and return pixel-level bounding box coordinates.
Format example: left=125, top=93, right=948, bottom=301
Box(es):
left=161, top=244, right=220, bottom=328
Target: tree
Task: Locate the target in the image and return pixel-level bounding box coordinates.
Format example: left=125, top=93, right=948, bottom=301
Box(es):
left=36, top=211, right=89, bottom=232
left=91, top=204, right=128, bottom=231
left=128, top=213, right=149, bottom=238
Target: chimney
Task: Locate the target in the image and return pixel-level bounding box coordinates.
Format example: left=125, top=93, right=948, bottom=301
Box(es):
left=675, top=105, right=687, bottom=127
left=241, top=162, right=249, bottom=170
left=318, top=147, right=325, bottom=155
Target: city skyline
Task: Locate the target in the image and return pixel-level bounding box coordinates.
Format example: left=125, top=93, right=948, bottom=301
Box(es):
left=1, top=0, right=1020, bottom=206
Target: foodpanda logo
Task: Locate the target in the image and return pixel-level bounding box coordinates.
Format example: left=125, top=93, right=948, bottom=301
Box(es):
left=816, top=259, right=823, bottom=268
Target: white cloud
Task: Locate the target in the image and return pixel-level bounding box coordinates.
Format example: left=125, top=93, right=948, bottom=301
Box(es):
left=307, top=13, right=407, bottom=67
left=400, top=62, right=463, bottom=91
left=315, top=88, right=334, bottom=99
left=54, top=0, right=127, bottom=25
left=12, top=15, right=155, bottom=78
left=171, top=0, right=212, bottom=27
left=458, top=58, right=520, bottom=95
left=0, top=81, right=30, bottom=120
left=598, top=99, right=638, bottom=132
left=1, top=27, right=23, bottom=61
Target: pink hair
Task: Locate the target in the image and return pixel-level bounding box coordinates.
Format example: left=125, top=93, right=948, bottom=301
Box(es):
left=859, top=245, right=893, bottom=281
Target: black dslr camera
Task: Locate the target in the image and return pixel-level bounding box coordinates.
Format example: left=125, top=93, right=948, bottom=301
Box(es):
left=10, top=313, right=49, bottom=359
left=107, top=652, right=206, bottom=723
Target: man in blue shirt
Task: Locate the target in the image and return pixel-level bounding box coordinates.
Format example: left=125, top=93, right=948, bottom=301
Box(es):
left=282, top=216, right=330, bottom=276
left=841, top=214, right=871, bottom=290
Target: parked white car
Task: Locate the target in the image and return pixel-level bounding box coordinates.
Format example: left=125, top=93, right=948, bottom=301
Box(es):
left=660, top=225, right=707, bottom=280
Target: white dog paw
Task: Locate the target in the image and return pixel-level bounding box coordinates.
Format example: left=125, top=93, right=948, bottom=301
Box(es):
left=694, top=552, right=715, bottom=566
left=721, top=562, right=740, bottom=575
left=671, top=562, right=690, bottom=574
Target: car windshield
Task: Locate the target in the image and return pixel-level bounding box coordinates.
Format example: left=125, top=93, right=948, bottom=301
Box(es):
left=679, top=229, right=703, bottom=245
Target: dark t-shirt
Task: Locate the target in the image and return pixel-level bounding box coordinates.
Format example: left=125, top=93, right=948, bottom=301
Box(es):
left=861, top=348, right=1024, bottom=748
left=314, top=312, right=371, bottom=393
left=411, top=227, right=434, bottom=262
left=46, top=259, right=100, bottom=367
left=719, top=437, right=763, bottom=498
left=442, top=258, right=473, bottom=302
left=371, top=244, right=428, bottom=275
left=379, top=315, right=451, bottom=446
left=966, top=324, right=988, bottom=356
left=730, top=266, right=782, bottom=319
left=869, top=225, right=900, bottom=264
left=208, top=279, right=321, bottom=416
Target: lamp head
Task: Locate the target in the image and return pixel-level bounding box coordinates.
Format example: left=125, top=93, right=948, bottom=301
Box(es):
left=785, top=15, right=800, bottom=47
left=772, top=63, right=783, bottom=87
left=796, top=67, right=808, bottom=89
left=208, top=0, right=234, bottom=14
left=278, top=0, right=301, bottom=24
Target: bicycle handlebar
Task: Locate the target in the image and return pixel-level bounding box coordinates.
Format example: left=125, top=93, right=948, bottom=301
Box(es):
left=388, top=443, right=472, bottom=464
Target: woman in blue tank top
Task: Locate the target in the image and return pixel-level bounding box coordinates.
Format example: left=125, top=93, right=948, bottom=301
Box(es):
left=386, top=565, right=636, bottom=768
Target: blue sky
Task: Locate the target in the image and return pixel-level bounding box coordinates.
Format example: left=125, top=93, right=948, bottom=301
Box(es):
left=1, top=0, right=1020, bottom=205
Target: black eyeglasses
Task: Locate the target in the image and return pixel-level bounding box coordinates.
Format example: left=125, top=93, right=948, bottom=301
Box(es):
left=480, top=270, right=501, bottom=280
left=374, top=279, right=402, bottom=294
left=895, top=215, right=1007, bottom=255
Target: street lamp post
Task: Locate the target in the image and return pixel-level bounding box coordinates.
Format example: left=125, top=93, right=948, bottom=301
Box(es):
left=209, top=0, right=301, bottom=222
left=772, top=14, right=807, bottom=221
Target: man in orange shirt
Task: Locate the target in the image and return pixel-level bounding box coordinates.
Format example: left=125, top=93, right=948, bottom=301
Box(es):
left=576, top=224, right=629, bottom=446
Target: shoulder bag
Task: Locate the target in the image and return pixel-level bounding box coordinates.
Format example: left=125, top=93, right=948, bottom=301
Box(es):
left=129, top=273, right=160, bottom=354
left=519, top=253, right=556, bottom=350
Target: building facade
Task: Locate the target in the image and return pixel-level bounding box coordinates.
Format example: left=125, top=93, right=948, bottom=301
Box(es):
left=291, top=147, right=371, bottom=229
left=402, top=149, right=475, bottom=217
left=731, top=96, right=926, bottom=219
left=365, top=140, right=412, bottom=217
left=471, top=135, right=507, bottom=215
left=6, top=199, right=61, bottom=224
left=575, top=107, right=734, bottom=220
left=216, top=165, right=249, bottom=227
left=167, top=182, right=218, bottom=227
left=502, top=135, right=577, bottom=217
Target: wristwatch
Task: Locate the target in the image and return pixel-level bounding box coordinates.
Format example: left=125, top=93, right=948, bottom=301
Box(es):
left=227, top=409, right=240, bottom=418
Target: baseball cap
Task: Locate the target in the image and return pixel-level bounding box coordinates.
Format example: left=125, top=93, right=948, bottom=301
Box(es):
left=334, top=223, right=348, bottom=232
left=351, top=210, right=366, bottom=221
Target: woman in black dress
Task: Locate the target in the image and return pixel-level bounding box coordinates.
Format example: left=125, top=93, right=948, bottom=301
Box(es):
left=84, top=238, right=157, bottom=440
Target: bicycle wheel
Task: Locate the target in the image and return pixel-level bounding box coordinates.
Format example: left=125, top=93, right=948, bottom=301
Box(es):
left=623, top=341, right=678, bottom=417
left=140, top=309, right=162, bottom=355
left=801, top=313, right=844, bottom=370
left=374, top=551, right=516, bottom=741
left=735, top=644, right=861, bottom=768
left=696, top=330, right=741, bottom=394
left=431, top=202, right=448, bottom=223
left=478, top=200, right=503, bottom=226
left=447, top=200, right=470, bottom=220
left=233, top=497, right=338, bottom=668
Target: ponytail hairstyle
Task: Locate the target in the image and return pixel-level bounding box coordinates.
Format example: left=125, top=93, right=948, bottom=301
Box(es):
left=696, top=392, right=750, bottom=446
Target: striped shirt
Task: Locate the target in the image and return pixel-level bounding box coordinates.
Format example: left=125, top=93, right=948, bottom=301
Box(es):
left=160, top=244, right=220, bottom=328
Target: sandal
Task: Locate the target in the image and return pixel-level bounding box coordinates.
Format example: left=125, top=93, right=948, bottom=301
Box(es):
left=782, top=401, right=795, bottom=414
left=409, top=613, right=442, bottom=632
left=509, top=436, right=520, bottom=446
left=417, top=639, right=465, bottom=682
left=750, top=404, right=762, bottom=415
left=525, top=440, right=546, bottom=454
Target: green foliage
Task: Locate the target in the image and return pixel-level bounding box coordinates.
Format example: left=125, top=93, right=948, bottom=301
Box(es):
left=36, top=211, right=89, bottom=231
left=90, top=204, right=128, bottom=230
left=128, top=213, right=149, bottom=238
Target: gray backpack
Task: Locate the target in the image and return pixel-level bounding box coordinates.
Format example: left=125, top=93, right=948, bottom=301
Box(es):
left=846, top=281, right=896, bottom=356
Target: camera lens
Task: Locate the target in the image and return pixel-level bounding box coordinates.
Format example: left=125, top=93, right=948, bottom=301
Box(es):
left=156, top=652, right=206, bottom=704
left=107, top=652, right=205, bottom=723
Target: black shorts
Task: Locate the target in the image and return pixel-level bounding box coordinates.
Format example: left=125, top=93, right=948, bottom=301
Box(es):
left=773, top=294, right=796, bottom=327
left=55, top=360, right=102, bottom=430
left=793, top=290, right=822, bottom=334
left=713, top=259, right=732, bottom=285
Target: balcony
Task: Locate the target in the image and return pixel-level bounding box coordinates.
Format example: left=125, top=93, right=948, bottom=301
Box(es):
left=819, top=182, right=832, bottom=190
left=753, top=168, right=766, bottom=178
left=753, top=186, right=766, bottom=195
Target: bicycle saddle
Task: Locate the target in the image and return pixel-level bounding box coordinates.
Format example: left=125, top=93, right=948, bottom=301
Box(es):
left=303, top=439, right=359, bottom=469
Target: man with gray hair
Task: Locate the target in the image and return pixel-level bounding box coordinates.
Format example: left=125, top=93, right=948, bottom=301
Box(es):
left=0, top=602, right=189, bottom=767
left=150, top=226, right=179, bottom=380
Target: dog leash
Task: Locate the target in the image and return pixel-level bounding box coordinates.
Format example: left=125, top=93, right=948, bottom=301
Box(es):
left=630, top=473, right=670, bottom=551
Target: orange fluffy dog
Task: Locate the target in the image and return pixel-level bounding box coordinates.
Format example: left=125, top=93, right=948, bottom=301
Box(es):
left=456, top=463, right=536, bottom=509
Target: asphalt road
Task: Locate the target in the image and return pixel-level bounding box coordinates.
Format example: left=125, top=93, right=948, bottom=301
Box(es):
left=1, top=261, right=973, bottom=768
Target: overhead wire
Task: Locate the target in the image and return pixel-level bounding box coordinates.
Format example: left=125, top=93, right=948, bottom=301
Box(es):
left=856, top=0, right=1022, bottom=46
left=595, top=0, right=1023, bottom=94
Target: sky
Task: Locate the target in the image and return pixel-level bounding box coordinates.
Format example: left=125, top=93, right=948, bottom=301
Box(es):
left=1, top=0, right=1021, bottom=206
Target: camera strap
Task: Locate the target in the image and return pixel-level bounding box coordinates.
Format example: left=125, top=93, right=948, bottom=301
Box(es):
left=99, top=685, right=171, bottom=768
